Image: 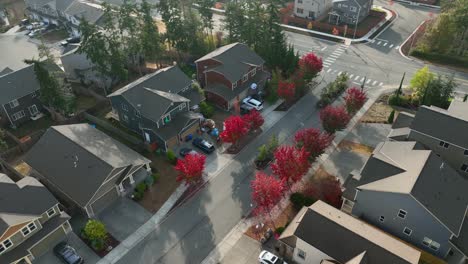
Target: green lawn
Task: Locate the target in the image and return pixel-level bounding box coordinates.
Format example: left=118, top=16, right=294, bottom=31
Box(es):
left=75, top=95, right=98, bottom=112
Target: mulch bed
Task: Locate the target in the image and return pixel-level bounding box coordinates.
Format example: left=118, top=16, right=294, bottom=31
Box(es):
left=81, top=234, right=120, bottom=258
left=225, top=129, right=262, bottom=154
left=245, top=203, right=297, bottom=241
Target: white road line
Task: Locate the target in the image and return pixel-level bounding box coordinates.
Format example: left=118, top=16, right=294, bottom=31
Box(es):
left=379, top=82, right=384, bottom=86
left=335, top=48, right=345, bottom=52
left=372, top=80, right=378, bottom=85
left=329, top=54, right=340, bottom=59
left=371, top=39, right=376, bottom=43
left=321, top=47, right=327, bottom=51
left=377, top=41, right=382, bottom=45
left=352, top=82, right=361, bottom=85
left=395, top=45, right=400, bottom=49
left=325, top=59, right=336, bottom=63
left=326, top=68, right=332, bottom=73
left=354, top=76, right=360, bottom=81
left=349, top=74, right=354, bottom=78
left=338, top=71, right=342, bottom=75
left=389, top=44, right=394, bottom=48
left=360, top=77, right=365, bottom=82
left=323, top=65, right=330, bottom=68
left=333, top=70, right=338, bottom=74
left=332, top=50, right=344, bottom=55
left=366, top=79, right=371, bottom=84
left=383, top=42, right=388, bottom=47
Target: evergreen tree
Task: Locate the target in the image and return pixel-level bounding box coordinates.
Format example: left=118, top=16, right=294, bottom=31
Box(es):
left=139, top=0, right=163, bottom=66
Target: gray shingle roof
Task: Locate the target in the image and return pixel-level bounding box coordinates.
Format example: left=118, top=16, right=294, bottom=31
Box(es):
left=196, top=43, right=265, bottom=83
left=0, top=67, right=13, bottom=76
left=24, top=124, right=150, bottom=207
left=279, top=201, right=421, bottom=264
left=354, top=141, right=468, bottom=235
left=65, top=0, right=104, bottom=24
left=0, top=174, right=58, bottom=236
left=0, top=65, right=40, bottom=106
left=205, top=70, right=268, bottom=102
left=451, top=217, right=468, bottom=257
left=410, top=103, right=468, bottom=148
left=108, top=66, right=193, bottom=122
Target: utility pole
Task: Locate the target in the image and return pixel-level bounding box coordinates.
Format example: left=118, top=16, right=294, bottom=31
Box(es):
left=353, top=6, right=361, bottom=39
left=361, top=76, right=366, bottom=91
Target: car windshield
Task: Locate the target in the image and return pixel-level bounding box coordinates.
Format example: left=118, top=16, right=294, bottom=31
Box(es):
left=63, top=248, right=80, bottom=263
left=202, top=141, right=212, bottom=148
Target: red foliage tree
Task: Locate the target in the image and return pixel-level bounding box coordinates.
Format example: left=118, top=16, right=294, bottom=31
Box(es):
left=299, top=53, right=323, bottom=82
left=174, top=153, right=206, bottom=185
left=277, top=81, right=296, bottom=103
left=344, top=87, right=367, bottom=113
left=219, top=115, right=250, bottom=146
left=319, top=105, right=350, bottom=134
left=320, top=176, right=343, bottom=208
left=242, top=109, right=264, bottom=131
left=271, top=145, right=310, bottom=188
left=294, top=128, right=334, bottom=160
left=251, top=172, right=284, bottom=219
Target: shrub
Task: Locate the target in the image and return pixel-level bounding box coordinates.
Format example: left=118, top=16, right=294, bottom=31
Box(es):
left=132, top=191, right=143, bottom=201
left=303, top=196, right=316, bottom=206
left=275, top=226, right=286, bottom=235
left=464, top=95, right=468, bottom=102
left=388, top=94, right=411, bottom=107
left=257, top=144, right=269, bottom=162
left=136, top=182, right=147, bottom=193
left=388, top=110, right=395, bottom=124
left=152, top=173, right=160, bottom=183
left=166, top=150, right=177, bottom=165
left=91, top=239, right=105, bottom=251
left=200, top=101, right=214, bottom=118
left=145, top=175, right=154, bottom=186
left=318, top=73, right=349, bottom=107
left=290, top=192, right=305, bottom=210
left=84, top=220, right=107, bottom=244
left=410, top=49, right=468, bottom=69
left=267, top=135, right=279, bottom=155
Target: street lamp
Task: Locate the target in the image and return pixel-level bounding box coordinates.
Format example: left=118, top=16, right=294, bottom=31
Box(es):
left=353, top=5, right=362, bottom=39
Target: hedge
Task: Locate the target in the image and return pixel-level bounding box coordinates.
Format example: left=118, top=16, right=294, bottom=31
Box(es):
left=410, top=50, right=468, bottom=69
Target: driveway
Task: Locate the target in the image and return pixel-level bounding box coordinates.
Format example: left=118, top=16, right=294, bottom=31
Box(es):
left=34, top=232, right=99, bottom=264
left=344, top=123, right=392, bottom=148
left=219, top=235, right=262, bottom=264
left=97, top=197, right=152, bottom=241
left=0, top=29, right=39, bottom=70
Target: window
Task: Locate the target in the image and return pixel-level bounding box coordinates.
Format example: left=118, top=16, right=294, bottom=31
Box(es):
left=308, top=11, right=315, bottom=19
left=403, top=227, right=412, bottom=236
left=242, top=74, right=248, bottom=82
left=179, top=103, right=186, bottom=111
left=464, top=149, right=468, bottom=156
left=122, top=104, right=128, bottom=112
left=338, top=3, right=341, bottom=7
left=0, top=239, right=12, bottom=253
left=439, top=141, right=449, bottom=148
left=28, top=105, right=38, bottom=115
left=21, top=222, right=37, bottom=236
left=232, top=82, right=237, bottom=89
left=297, top=249, right=306, bottom=259
left=122, top=114, right=128, bottom=122
left=379, top=216, right=385, bottom=222
left=11, top=110, right=25, bottom=121
left=350, top=6, right=357, bottom=12
left=423, top=237, right=440, bottom=251
left=397, top=209, right=407, bottom=219
left=8, top=99, right=19, bottom=108
left=342, top=4, right=348, bottom=8
left=134, top=110, right=140, bottom=118
left=47, top=207, right=55, bottom=217
left=461, top=164, right=468, bottom=172
left=296, top=8, right=304, bottom=14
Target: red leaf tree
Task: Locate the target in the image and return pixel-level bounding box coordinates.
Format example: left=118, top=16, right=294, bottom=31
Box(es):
left=251, top=172, right=284, bottom=223
left=294, top=128, right=334, bottom=160
left=277, top=81, right=296, bottom=103
left=271, top=145, right=310, bottom=188
left=220, top=115, right=250, bottom=146
left=302, top=176, right=342, bottom=208
left=299, top=53, right=323, bottom=82
left=344, top=87, right=367, bottom=114
left=319, top=105, right=350, bottom=134
left=174, top=153, right=206, bottom=185
left=242, top=109, right=264, bottom=131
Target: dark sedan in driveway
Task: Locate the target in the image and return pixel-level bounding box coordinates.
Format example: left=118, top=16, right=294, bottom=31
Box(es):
left=54, top=242, right=84, bottom=264
left=192, top=138, right=215, bottom=154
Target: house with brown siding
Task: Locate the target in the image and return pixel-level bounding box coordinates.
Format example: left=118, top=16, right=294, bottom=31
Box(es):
left=195, top=43, right=269, bottom=110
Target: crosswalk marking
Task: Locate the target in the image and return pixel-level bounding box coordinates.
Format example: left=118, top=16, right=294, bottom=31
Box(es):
left=332, top=51, right=344, bottom=56
left=349, top=74, right=354, bottom=78
left=379, top=82, right=384, bottom=86
left=329, top=54, right=340, bottom=58
left=327, top=68, right=332, bottom=73
left=360, top=77, right=365, bottom=82
left=321, top=47, right=327, bottom=51
left=354, top=76, right=360, bottom=81
left=383, top=43, right=388, bottom=47
left=338, top=71, right=342, bottom=75
left=372, top=80, right=377, bottom=85
left=377, top=41, right=382, bottom=45
left=323, top=65, right=330, bottom=68
left=325, top=59, right=336, bottom=63
left=389, top=44, right=394, bottom=48
left=395, top=45, right=400, bottom=49
left=366, top=79, right=371, bottom=84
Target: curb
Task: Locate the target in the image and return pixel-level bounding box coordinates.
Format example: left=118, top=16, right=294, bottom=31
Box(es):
left=393, top=0, right=441, bottom=9
left=398, top=20, right=427, bottom=61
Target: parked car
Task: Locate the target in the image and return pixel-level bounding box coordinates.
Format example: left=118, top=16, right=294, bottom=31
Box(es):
left=20, top=18, right=30, bottom=26
left=67, top=37, right=81, bottom=44
left=192, top=138, right=215, bottom=154
left=258, top=250, right=287, bottom=264
left=28, top=29, right=40, bottom=38
left=242, top=96, right=263, bottom=111
left=54, top=242, right=84, bottom=264
left=179, top=147, right=198, bottom=157
left=26, top=22, right=44, bottom=30
left=240, top=104, right=254, bottom=115
left=250, top=92, right=264, bottom=103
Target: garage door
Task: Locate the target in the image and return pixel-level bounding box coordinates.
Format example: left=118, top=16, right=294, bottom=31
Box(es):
left=29, top=226, right=67, bottom=258
left=91, top=188, right=119, bottom=215
left=180, top=121, right=199, bottom=141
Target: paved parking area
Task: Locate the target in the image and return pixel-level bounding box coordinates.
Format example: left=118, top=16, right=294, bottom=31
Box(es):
left=98, top=197, right=152, bottom=241
left=0, top=29, right=39, bottom=70
left=344, top=123, right=392, bottom=148
left=219, top=235, right=262, bottom=264
left=34, top=232, right=99, bottom=264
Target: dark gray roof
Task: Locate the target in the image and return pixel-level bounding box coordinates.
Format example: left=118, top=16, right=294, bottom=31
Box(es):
left=391, top=112, right=414, bottom=129
left=410, top=105, right=468, bottom=148
left=451, top=217, right=468, bottom=257
left=108, top=66, right=193, bottom=122
left=155, top=113, right=197, bottom=140
left=0, top=212, right=70, bottom=264
left=65, top=0, right=104, bottom=24
left=0, top=175, right=58, bottom=237
left=196, top=43, right=265, bottom=83
left=24, top=124, right=150, bottom=207
left=0, top=67, right=13, bottom=76
left=0, top=65, right=40, bottom=106
left=205, top=70, right=268, bottom=102
left=279, top=201, right=420, bottom=264
left=55, top=0, right=75, bottom=12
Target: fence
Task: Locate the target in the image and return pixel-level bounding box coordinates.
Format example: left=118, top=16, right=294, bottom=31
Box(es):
left=0, top=157, right=25, bottom=181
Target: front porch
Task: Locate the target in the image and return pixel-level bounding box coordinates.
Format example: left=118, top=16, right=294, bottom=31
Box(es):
left=118, top=165, right=151, bottom=197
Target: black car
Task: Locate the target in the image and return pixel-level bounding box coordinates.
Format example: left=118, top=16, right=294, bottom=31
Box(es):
left=179, top=147, right=197, bottom=157
left=54, top=242, right=84, bottom=264
left=192, top=138, right=215, bottom=154
left=67, top=37, right=81, bottom=44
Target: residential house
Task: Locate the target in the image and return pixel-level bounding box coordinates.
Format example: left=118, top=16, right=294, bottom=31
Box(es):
left=389, top=100, right=468, bottom=178
left=24, top=124, right=151, bottom=218
left=63, top=0, right=104, bottom=37
left=341, top=141, right=468, bottom=264
left=328, top=0, right=373, bottom=25
left=195, top=43, right=269, bottom=110
left=24, top=0, right=75, bottom=26
left=108, top=66, right=204, bottom=152
left=60, top=44, right=112, bottom=89
left=0, top=174, right=72, bottom=264
left=294, top=0, right=333, bottom=21
left=0, top=65, right=44, bottom=128
left=279, top=200, right=421, bottom=264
